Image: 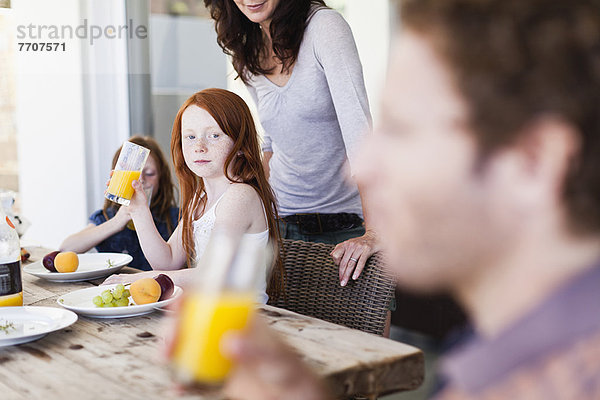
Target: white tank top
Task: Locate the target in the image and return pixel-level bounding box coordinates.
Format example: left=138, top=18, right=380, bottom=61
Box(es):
left=192, top=189, right=270, bottom=303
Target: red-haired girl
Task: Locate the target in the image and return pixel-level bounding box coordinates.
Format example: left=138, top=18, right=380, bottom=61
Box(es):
left=104, top=89, right=282, bottom=302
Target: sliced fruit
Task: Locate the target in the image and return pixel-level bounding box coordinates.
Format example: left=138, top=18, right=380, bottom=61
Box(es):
left=154, top=274, right=174, bottom=301
left=42, top=251, right=60, bottom=272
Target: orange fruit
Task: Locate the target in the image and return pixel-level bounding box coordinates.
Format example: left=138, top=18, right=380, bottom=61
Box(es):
left=130, top=278, right=161, bottom=305
left=54, top=252, right=79, bottom=273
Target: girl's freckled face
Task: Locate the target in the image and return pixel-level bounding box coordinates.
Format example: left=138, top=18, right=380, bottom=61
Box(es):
left=181, top=105, right=235, bottom=179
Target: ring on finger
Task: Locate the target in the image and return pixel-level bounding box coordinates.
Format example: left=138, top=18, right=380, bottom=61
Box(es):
left=349, top=257, right=358, bottom=263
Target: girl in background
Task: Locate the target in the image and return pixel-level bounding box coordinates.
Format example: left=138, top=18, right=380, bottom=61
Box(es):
left=60, top=136, right=178, bottom=271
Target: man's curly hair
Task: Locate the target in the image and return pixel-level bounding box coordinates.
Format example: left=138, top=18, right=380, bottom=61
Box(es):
left=400, top=0, right=600, bottom=234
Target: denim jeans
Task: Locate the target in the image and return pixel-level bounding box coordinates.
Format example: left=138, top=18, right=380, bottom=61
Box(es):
left=278, top=220, right=366, bottom=245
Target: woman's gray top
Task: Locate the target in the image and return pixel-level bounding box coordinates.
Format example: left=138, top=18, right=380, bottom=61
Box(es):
left=246, top=7, right=371, bottom=217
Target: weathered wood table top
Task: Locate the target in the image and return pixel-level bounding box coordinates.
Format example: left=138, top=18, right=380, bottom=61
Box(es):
left=0, top=248, right=424, bottom=399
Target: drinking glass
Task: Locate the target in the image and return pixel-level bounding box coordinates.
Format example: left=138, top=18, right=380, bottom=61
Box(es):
left=105, top=141, right=150, bottom=206
left=172, top=231, right=268, bottom=386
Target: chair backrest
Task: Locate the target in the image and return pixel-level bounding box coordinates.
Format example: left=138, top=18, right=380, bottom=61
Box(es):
left=268, top=239, right=395, bottom=336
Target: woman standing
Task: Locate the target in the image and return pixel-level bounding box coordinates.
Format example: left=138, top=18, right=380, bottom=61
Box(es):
left=204, top=0, right=378, bottom=285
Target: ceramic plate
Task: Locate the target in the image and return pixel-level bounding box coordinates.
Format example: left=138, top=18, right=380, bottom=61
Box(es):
left=24, top=253, right=133, bottom=282
left=0, top=306, right=78, bottom=347
left=57, top=284, right=182, bottom=318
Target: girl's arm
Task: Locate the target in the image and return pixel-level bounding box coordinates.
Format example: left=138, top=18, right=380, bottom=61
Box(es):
left=59, top=206, right=131, bottom=253
left=128, top=180, right=187, bottom=270
left=103, top=185, right=264, bottom=287
left=102, top=268, right=198, bottom=288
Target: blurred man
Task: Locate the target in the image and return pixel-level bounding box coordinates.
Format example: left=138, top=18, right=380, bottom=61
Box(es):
left=222, top=0, right=600, bottom=398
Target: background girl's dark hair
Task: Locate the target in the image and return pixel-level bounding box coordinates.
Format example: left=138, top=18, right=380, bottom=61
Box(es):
left=204, top=0, right=327, bottom=84
left=103, top=135, right=177, bottom=235
left=171, top=88, right=284, bottom=297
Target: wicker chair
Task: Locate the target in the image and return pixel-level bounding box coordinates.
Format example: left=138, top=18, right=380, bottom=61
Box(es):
left=268, top=239, right=395, bottom=336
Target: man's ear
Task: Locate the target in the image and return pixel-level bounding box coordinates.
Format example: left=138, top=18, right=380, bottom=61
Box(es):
left=515, top=115, right=580, bottom=195
left=484, top=114, right=580, bottom=218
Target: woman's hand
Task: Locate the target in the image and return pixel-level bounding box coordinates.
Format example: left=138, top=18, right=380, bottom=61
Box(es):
left=330, top=229, right=379, bottom=286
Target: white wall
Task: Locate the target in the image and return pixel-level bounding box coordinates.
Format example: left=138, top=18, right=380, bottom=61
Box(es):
left=13, top=0, right=87, bottom=249
left=12, top=0, right=131, bottom=249
left=149, top=14, right=228, bottom=160
left=344, top=0, right=390, bottom=125
left=79, top=0, right=130, bottom=214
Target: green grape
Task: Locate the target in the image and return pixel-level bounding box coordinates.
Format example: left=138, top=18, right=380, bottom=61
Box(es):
left=112, top=290, right=123, bottom=300
left=122, top=289, right=130, bottom=298
left=115, top=284, right=125, bottom=293
left=116, top=298, right=129, bottom=307
left=101, top=292, right=113, bottom=304
left=92, top=296, right=103, bottom=307
left=104, top=302, right=116, bottom=307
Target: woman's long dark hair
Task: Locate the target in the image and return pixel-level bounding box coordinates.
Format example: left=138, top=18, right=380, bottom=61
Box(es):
left=204, top=0, right=327, bottom=84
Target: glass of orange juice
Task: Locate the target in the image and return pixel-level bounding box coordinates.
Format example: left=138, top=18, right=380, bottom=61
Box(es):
left=172, top=231, right=268, bottom=387
left=105, top=141, right=150, bottom=206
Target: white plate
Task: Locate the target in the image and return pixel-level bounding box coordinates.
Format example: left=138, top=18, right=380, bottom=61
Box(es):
left=24, top=253, right=133, bottom=282
left=0, top=306, right=78, bottom=347
left=57, top=284, right=182, bottom=318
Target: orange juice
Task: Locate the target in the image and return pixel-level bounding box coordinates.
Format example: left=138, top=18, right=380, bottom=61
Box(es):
left=173, top=291, right=255, bottom=384
left=0, top=291, right=23, bottom=306
left=0, top=260, right=22, bottom=306
left=107, top=170, right=141, bottom=200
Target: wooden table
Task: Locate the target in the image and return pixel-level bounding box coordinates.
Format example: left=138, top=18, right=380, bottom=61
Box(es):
left=0, top=248, right=424, bottom=399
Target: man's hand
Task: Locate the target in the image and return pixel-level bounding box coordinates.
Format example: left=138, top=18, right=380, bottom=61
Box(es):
left=330, top=230, right=379, bottom=286
left=223, top=317, right=329, bottom=400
